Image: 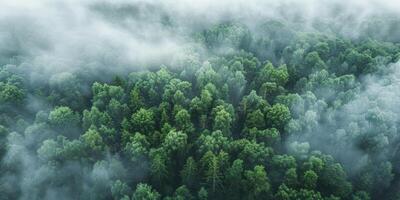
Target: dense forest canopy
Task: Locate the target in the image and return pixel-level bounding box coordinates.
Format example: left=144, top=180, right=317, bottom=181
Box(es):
left=1, top=0, right=400, bottom=199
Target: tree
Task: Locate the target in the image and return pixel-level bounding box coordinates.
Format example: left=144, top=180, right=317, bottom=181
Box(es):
left=357, top=161, right=394, bottom=194
left=197, top=187, right=208, bottom=200
left=195, top=61, right=219, bottom=89
left=180, top=157, right=198, bottom=189
left=232, top=139, right=272, bottom=167
left=275, top=184, right=296, bottom=200
left=162, top=130, right=188, bottom=155
left=37, top=138, right=61, bottom=161
left=48, top=72, right=84, bottom=110
left=352, top=191, right=370, bottom=200
left=163, top=78, right=192, bottom=104
left=314, top=42, right=330, bottom=59
left=255, top=62, right=289, bottom=87
left=48, top=106, right=80, bottom=129
left=149, top=149, right=168, bottom=189
left=244, top=165, right=271, bottom=199
left=131, top=108, right=155, bottom=134
left=296, top=189, right=324, bottom=200
left=345, top=49, right=372, bottom=73
left=202, top=23, right=251, bottom=51
left=265, top=103, right=291, bottom=129
left=107, top=98, right=129, bottom=125
left=304, top=51, right=326, bottom=72
left=130, top=86, right=144, bottom=112
left=124, top=132, right=149, bottom=163
left=111, top=180, right=132, bottom=200
left=226, top=70, right=246, bottom=104
left=132, top=183, right=160, bottom=200
left=97, top=125, right=117, bottom=146
left=92, top=82, right=125, bottom=110
left=319, top=162, right=352, bottom=198
left=200, top=151, right=228, bottom=194
left=245, top=128, right=280, bottom=146
left=0, top=82, right=25, bottom=105
left=240, top=90, right=269, bottom=115
left=303, top=156, right=325, bottom=173
left=270, top=155, right=297, bottom=186
left=81, top=128, right=105, bottom=155
left=259, top=82, right=285, bottom=101
left=197, top=130, right=229, bottom=155
left=245, top=109, right=265, bottom=129
left=174, top=109, right=194, bottom=133
left=82, top=106, right=112, bottom=130
left=284, top=168, right=298, bottom=188
left=303, top=170, right=318, bottom=189
left=225, top=159, right=244, bottom=199
left=169, top=185, right=193, bottom=200
left=60, top=138, right=84, bottom=160
left=212, top=106, right=233, bottom=136
left=200, top=89, right=214, bottom=111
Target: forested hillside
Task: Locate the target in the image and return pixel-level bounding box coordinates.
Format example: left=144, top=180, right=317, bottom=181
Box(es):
left=1, top=1, right=400, bottom=200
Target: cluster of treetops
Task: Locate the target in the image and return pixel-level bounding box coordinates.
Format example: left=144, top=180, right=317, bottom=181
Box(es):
left=0, top=21, right=400, bottom=200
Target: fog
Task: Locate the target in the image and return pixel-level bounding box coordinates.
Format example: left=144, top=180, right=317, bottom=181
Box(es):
left=1, top=0, right=399, bottom=76
left=1, top=0, right=400, bottom=199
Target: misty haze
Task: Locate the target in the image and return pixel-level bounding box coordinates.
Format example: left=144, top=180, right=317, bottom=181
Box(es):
left=1, top=0, right=400, bottom=199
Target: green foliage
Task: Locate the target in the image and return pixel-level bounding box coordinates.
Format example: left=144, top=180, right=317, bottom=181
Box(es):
left=2, top=17, right=400, bottom=200
left=111, top=180, right=132, bottom=200
left=81, top=128, right=105, bottom=154
left=212, top=106, right=233, bottom=136
left=124, top=132, right=149, bottom=163
left=225, top=159, right=244, bottom=199
left=202, top=23, right=251, bottom=51
left=149, top=150, right=168, bottom=190
left=200, top=150, right=228, bottom=194
left=162, top=130, right=188, bottom=154
left=92, top=82, right=125, bottom=110
left=180, top=157, right=198, bottom=189
left=244, top=165, right=271, bottom=199
left=197, top=130, right=229, bottom=155
left=131, top=108, right=155, bottom=134
left=174, top=109, right=194, bottom=133
left=265, top=103, right=291, bottom=129
left=284, top=168, right=298, bottom=188
left=132, top=183, right=160, bottom=200
left=245, top=109, right=265, bottom=129
left=303, top=170, right=318, bottom=189
left=48, top=106, right=80, bottom=128
left=83, top=106, right=112, bottom=130
left=0, top=83, right=24, bottom=104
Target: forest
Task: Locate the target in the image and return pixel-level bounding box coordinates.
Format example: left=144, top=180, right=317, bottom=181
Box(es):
left=1, top=1, right=400, bottom=200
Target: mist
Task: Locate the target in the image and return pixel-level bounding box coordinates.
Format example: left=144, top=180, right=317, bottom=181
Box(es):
left=1, top=0, right=400, bottom=200
left=2, top=0, right=399, bottom=74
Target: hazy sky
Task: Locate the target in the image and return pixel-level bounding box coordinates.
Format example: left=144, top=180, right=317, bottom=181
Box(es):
left=1, top=0, right=399, bottom=76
